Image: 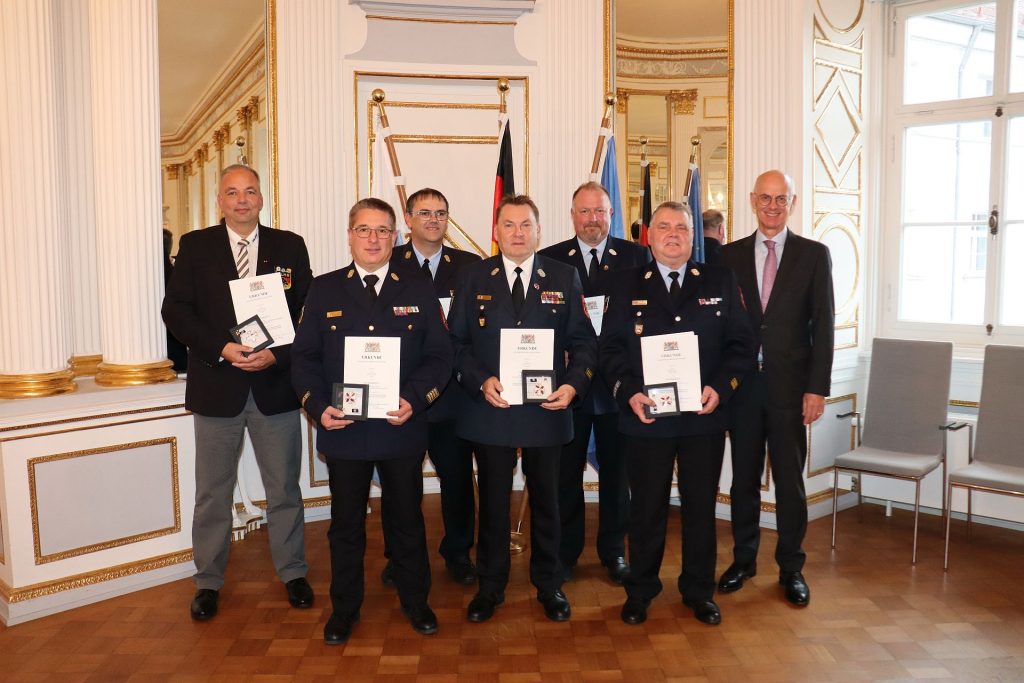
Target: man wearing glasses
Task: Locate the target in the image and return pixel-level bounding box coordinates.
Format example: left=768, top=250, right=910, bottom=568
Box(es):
left=292, top=198, right=453, bottom=643
left=717, top=170, right=834, bottom=607
left=386, top=189, right=481, bottom=586
left=539, top=182, right=650, bottom=585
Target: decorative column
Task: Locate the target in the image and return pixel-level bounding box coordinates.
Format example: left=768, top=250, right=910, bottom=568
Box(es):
left=89, top=0, right=175, bottom=386
left=58, top=0, right=103, bottom=377
left=732, top=0, right=807, bottom=237
left=0, top=0, right=77, bottom=398
left=534, top=0, right=604, bottom=242
left=275, top=0, right=349, bottom=275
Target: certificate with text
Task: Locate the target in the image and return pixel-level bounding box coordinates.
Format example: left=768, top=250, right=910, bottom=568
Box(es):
left=499, top=328, right=554, bottom=407
left=344, top=336, right=401, bottom=419
left=640, top=332, right=703, bottom=412
left=583, top=295, right=606, bottom=335
left=439, top=297, right=452, bottom=320
left=229, top=274, right=294, bottom=347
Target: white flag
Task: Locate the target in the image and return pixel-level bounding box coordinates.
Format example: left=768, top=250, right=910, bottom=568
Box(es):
left=370, top=114, right=406, bottom=245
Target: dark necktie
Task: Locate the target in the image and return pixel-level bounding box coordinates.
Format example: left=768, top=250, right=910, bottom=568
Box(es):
left=364, top=274, right=379, bottom=304
left=422, top=257, right=432, bottom=280
left=512, top=266, right=525, bottom=315
left=588, top=248, right=599, bottom=282
left=668, top=271, right=681, bottom=305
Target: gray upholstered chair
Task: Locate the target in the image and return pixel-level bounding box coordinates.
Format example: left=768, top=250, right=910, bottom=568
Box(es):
left=944, top=345, right=1024, bottom=570
left=831, top=338, right=954, bottom=564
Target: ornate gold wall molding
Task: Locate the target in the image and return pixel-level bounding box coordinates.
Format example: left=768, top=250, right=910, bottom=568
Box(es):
left=0, top=550, right=193, bottom=604
left=28, top=438, right=181, bottom=564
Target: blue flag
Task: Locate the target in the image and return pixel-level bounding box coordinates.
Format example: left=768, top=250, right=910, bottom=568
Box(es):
left=600, top=135, right=625, bottom=239
left=688, top=164, right=705, bottom=263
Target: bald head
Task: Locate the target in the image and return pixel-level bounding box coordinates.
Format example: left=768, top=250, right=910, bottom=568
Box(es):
left=750, top=170, right=796, bottom=237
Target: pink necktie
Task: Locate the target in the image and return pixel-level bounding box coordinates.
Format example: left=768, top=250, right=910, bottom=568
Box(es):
left=760, top=240, right=777, bottom=312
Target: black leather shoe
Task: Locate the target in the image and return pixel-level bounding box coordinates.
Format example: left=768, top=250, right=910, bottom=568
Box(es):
left=380, top=561, right=395, bottom=587
left=780, top=571, right=810, bottom=606
left=190, top=589, right=218, bottom=621
left=446, top=557, right=477, bottom=585
left=466, top=592, right=504, bottom=622
left=682, top=597, right=722, bottom=625
left=620, top=598, right=648, bottom=625
left=717, top=563, right=757, bottom=593
left=285, top=577, right=314, bottom=608
left=602, top=557, right=631, bottom=585
left=402, top=604, right=439, bottom=635
left=537, top=590, right=571, bottom=622
left=323, top=612, right=359, bottom=645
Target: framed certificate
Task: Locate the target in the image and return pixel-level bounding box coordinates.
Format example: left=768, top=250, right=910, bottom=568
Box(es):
left=644, top=382, right=681, bottom=419
left=229, top=315, right=273, bottom=355
left=229, top=273, right=295, bottom=347
left=522, top=370, right=556, bottom=404
left=343, top=336, right=401, bottom=419
left=333, top=382, right=369, bottom=421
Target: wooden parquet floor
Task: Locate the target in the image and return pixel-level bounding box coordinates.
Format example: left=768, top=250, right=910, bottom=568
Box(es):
left=2, top=496, right=1023, bottom=682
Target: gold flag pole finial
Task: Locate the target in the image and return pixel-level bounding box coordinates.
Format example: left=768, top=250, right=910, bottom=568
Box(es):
left=685, top=136, right=701, bottom=197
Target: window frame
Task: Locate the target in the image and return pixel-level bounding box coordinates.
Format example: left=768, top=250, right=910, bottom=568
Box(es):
left=880, top=0, right=1024, bottom=349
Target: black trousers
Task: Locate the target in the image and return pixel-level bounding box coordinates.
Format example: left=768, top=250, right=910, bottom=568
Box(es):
left=623, top=433, right=725, bottom=603
left=473, top=444, right=562, bottom=595
left=327, top=454, right=431, bottom=617
left=727, top=371, right=808, bottom=573
left=428, top=419, right=476, bottom=562
left=558, top=411, right=628, bottom=567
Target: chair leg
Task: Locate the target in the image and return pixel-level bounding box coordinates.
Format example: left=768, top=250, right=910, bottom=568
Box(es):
left=944, top=482, right=954, bottom=571
left=941, top=458, right=948, bottom=529
left=831, top=468, right=839, bottom=549
left=967, top=489, right=973, bottom=541
left=912, top=479, right=921, bottom=565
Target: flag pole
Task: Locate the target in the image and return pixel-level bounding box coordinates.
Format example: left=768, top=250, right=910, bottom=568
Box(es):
left=590, top=92, right=617, bottom=177
left=684, top=135, right=701, bottom=197
left=370, top=89, right=408, bottom=211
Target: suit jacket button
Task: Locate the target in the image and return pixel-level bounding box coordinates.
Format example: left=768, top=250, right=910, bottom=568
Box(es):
left=674, top=315, right=681, bottom=322
left=369, top=325, right=375, bottom=331
left=330, top=325, right=336, bottom=331
left=517, top=321, right=522, bottom=326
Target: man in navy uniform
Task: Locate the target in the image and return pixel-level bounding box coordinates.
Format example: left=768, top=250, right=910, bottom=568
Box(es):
left=448, top=194, right=596, bottom=623
left=539, top=181, right=650, bottom=584
left=385, top=188, right=481, bottom=586
left=162, top=165, right=314, bottom=621
left=599, top=201, right=755, bottom=626
left=717, top=170, right=834, bottom=607
left=291, top=198, right=453, bottom=644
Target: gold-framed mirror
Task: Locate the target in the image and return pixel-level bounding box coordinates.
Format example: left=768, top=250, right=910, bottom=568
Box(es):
left=612, top=0, right=732, bottom=237
left=158, top=0, right=274, bottom=255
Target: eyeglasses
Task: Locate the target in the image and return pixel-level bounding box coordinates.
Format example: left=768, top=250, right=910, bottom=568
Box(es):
left=412, top=209, right=449, bottom=220
left=351, top=226, right=394, bottom=239
left=575, top=208, right=609, bottom=218
left=755, top=194, right=792, bottom=208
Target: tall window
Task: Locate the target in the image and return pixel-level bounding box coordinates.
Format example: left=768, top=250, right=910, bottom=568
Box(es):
left=884, top=0, right=1024, bottom=345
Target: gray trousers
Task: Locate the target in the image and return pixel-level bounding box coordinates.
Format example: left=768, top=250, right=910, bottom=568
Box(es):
left=192, top=392, right=307, bottom=590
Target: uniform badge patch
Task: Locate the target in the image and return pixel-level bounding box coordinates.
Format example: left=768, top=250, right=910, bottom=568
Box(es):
left=730, top=377, right=739, bottom=390
left=631, top=300, right=648, bottom=306
left=326, top=310, right=342, bottom=318
left=275, top=266, right=293, bottom=289
left=698, top=298, right=723, bottom=306
left=476, top=294, right=492, bottom=301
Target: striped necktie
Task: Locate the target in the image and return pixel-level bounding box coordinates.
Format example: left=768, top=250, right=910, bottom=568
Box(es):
left=236, top=238, right=250, bottom=278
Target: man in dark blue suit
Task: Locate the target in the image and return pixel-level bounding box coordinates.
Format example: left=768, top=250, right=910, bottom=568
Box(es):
left=162, top=165, right=314, bottom=622
left=717, top=170, right=834, bottom=607
left=449, top=194, right=596, bottom=623
left=599, top=201, right=755, bottom=627
left=291, top=198, right=453, bottom=644
left=539, top=182, right=650, bottom=584
left=387, top=188, right=481, bottom=586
